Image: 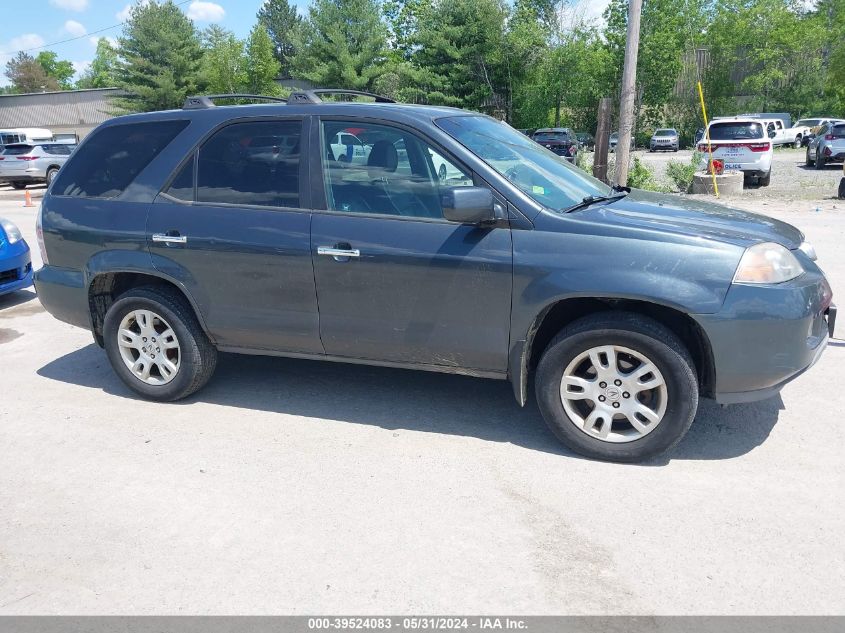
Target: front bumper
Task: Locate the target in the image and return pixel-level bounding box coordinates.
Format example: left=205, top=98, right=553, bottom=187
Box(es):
left=0, top=242, right=33, bottom=295
left=695, top=270, right=833, bottom=404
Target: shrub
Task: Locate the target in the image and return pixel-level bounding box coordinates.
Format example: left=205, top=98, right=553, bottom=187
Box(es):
left=626, top=156, right=664, bottom=191
left=665, top=151, right=704, bottom=193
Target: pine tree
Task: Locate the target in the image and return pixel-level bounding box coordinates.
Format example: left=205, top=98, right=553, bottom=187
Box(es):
left=257, top=0, right=301, bottom=78
left=245, top=24, right=282, bottom=95
left=116, top=0, right=204, bottom=112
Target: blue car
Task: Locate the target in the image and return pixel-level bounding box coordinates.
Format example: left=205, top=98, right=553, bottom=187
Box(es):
left=0, top=217, right=33, bottom=296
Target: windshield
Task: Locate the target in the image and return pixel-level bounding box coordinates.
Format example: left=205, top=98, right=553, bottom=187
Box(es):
left=655, top=129, right=675, bottom=136
left=708, top=122, right=764, bottom=141
left=438, top=116, right=611, bottom=211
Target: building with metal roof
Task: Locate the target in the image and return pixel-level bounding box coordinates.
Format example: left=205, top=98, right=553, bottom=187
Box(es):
left=0, top=88, right=122, bottom=139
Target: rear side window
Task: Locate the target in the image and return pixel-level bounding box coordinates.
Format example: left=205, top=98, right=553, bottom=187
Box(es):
left=196, top=120, right=302, bottom=208
left=2, top=145, right=34, bottom=155
left=708, top=122, right=764, bottom=141
left=41, top=144, right=73, bottom=155
left=52, top=120, right=188, bottom=198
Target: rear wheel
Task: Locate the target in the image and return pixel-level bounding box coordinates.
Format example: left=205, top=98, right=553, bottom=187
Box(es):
left=11, top=182, right=27, bottom=190
left=46, top=167, right=59, bottom=186
left=815, top=151, right=826, bottom=170
left=759, top=171, right=771, bottom=186
left=535, top=312, right=699, bottom=463
left=103, top=286, right=217, bottom=401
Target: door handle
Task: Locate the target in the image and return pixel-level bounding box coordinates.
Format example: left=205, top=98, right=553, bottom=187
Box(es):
left=152, top=233, right=187, bottom=245
left=317, top=246, right=360, bottom=259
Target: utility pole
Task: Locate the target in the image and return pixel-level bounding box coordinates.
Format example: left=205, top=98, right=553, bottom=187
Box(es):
left=593, top=97, right=612, bottom=183
left=614, top=0, right=643, bottom=187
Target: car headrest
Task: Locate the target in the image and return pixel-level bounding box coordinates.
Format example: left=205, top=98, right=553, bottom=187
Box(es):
left=368, top=140, right=398, bottom=178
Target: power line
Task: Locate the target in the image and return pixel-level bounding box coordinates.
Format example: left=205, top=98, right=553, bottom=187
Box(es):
left=0, top=0, right=193, bottom=57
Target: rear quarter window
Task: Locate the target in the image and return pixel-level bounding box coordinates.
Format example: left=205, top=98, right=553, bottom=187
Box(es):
left=830, top=125, right=845, bottom=138
left=52, top=120, right=189, bottom=199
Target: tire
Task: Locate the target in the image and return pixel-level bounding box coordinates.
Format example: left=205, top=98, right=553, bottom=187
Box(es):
left=806, top=147, right=813, bottom=167
left=759, top=171, right=771, bottom=187
left=46, top=167, right=59, bottom=186
left=103, top=285, right=217, bottom=401
left=535, top=312, right=699, bottom=463
left=11, top=182, right=27, bottom=190
left=838, top=177, right=845, bottom=200
left=815, top=152, right=826, bottom=170
left=794, top=136, right=802, bottom=149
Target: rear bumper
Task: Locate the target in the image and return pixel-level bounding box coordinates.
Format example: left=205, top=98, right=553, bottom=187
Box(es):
left=0, top=244, right=33, bottom=295
left=695, top=271, right=833, bottom=404
left=32, top=264, right=90, bottom=329
left=0, top=174, right=46, bottom=183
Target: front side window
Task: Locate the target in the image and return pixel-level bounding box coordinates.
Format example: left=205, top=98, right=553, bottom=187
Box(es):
left=321, top=120, right=472, bottom=219
left=196, top=120, right=302, bottom=208
left=52, top=120, right=188, bottom=198
left=438, top=115, right=610, bottom=212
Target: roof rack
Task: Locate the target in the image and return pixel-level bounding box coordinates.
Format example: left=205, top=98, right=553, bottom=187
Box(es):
left=286, top=89, right=396, bottom=104
left=182, top=94, right=288, bottom=109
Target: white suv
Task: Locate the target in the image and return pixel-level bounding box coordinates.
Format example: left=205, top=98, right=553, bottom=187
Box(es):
left=698, top=119, right=773, bottom=186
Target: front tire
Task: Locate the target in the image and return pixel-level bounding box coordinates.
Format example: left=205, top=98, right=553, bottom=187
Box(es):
left=794, top=135, right=802, bottom=149
left=11, top=182, right=27, bottom=190
left=535, top=312, right=699, bottom=463
left=806, top=147, right=813, bottom=167
left=103, top=286, right=217, bottom=401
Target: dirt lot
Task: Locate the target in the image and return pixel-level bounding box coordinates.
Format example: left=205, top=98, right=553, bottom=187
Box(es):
left=0, top=179, right=843, bottom=615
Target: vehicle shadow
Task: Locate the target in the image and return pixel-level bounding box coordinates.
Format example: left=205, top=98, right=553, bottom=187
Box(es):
left=0, top=289, right=38, bottom=312
left=37, top=345, right=783, bottom=463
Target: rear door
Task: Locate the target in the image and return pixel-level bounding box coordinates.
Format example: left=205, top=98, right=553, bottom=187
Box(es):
left=147, top=117, right=323, bottom=354
left=309, top=118, right=513, bottom=372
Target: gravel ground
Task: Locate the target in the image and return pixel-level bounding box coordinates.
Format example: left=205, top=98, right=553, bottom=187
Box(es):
left=0, top=183, right=843, bottom=615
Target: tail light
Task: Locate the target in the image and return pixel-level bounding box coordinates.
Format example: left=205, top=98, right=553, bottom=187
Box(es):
left=825, top=134, right=834, bottom=141
left=36, top=204, right=48, bottom=266
left=0, top=157, right=5, bottom=160
left=16, top=156, right=38, bottom=161
left=569, top=145, right=577, bottom=156
left=748, top=143, right=770, bottom=152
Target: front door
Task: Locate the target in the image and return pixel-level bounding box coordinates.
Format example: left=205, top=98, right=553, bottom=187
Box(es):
left=148, top=117, right=322, bottom=354
left=310, top=119, right=513, bottom=372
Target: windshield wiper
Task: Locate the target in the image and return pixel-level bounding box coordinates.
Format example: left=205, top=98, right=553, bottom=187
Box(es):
left=562, top=190, right=628, bottom=214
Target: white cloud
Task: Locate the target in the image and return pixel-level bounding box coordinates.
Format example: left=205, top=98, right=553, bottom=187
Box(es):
left=89, top=36, right=118, bottom=48
left=186, top=1, right=225, bottom=22
left=49, top=0, right=90, bottom=11
left=72, top=60, right=91, bottom=77
left=116, top=0, right=150, bottom=22
left=64, top=20, right=87, bottom=37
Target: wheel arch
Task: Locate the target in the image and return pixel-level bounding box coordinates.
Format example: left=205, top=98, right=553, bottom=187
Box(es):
left=86, top=269, right=213, bottom=348
left=509, top=296, right=716, bottom=406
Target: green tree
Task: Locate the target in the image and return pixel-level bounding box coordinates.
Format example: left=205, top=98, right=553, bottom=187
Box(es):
left=116, top=0, right=204, bottom=112
left=245, top=23, right=282, bottom=95
left=291, top=0, right=389, bottom=91
left=36, top=51, right=75, bottom=89
left=76, top=38, right=119, bottom=89
left=4, top=52, right=59, bottom=93
left=257, top=0, right=301, bottom=78
left=200, top=25, right=247, bottom=94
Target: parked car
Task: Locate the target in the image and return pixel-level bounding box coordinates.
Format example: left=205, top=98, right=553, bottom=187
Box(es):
left=797, top=118, right=845, bottom=146
left=34, top=90, right=836, bottom=463
left=532, top=128, right=579, bottom=162
left=0, top=217, right=32, bottom=296
left=806, top=121, right=845, bottom=170
left=649, top=128, right=679, bottom=152
left=698, top=118, right=773, bottom=186
left=608, top=132, right=634, bottom=153
left=575, top=132, right=595, bottom=150
left=0, top=143, right=76, bottom=189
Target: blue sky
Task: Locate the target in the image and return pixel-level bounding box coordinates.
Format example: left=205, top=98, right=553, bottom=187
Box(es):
left=0, top=0, right=309, bottom=87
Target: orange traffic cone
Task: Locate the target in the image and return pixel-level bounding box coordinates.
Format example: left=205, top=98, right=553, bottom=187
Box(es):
left=24, top=190, right=34, bottom=207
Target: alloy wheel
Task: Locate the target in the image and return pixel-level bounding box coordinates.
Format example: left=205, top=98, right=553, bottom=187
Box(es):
left=116, top=309, right=181, bottom=385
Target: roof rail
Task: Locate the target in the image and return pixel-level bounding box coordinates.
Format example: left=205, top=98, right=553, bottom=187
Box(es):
left=286, top=89, right=397, bottom=104
left=182, top=94, right=288, bottom=109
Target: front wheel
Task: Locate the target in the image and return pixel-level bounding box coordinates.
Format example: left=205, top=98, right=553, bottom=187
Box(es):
left=806, top=147, right=813, bottom=167
left=103, top=286, right=217, bottom=401
left=794, top=135, right=802, bottom=149
left=11, top=182, right=27, bottom=190
left=535, top=312, right=699, bottom=463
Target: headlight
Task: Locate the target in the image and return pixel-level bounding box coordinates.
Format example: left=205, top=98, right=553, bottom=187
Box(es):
left=798, top=241, right=817, bottom=261
left=0, top=218, right=23, bottom=245
left=733, top=242, right=804, bottom=284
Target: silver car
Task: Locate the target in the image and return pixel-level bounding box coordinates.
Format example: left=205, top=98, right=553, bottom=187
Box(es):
left=806, top=122, right=845, bottom=170
left=649, top=128, right=679, bottom=152
left=0, top=143, right=76, bottom=189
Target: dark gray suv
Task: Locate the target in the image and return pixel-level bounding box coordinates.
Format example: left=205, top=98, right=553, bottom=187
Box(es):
left=34, top=90, right=837, bottom=462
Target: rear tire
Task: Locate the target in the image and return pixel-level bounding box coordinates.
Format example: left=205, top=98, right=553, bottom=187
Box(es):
left=46, top=167, right=59, bottom=186
left=11, top=182, right=27, bottom=190
left=759, top=171, right=771, bottom=187
left=534, top=312, right=699, bottom=463
left=815, top=152, right=826, bottom=170
left=103, top=286, right=217, bottom=401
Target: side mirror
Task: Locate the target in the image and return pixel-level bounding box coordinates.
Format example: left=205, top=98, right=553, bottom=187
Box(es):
left=441, top=186, right=496, bottom=224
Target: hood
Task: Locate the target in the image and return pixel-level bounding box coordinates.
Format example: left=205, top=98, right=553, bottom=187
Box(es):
left=595, top=189, right=803, bottom=249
